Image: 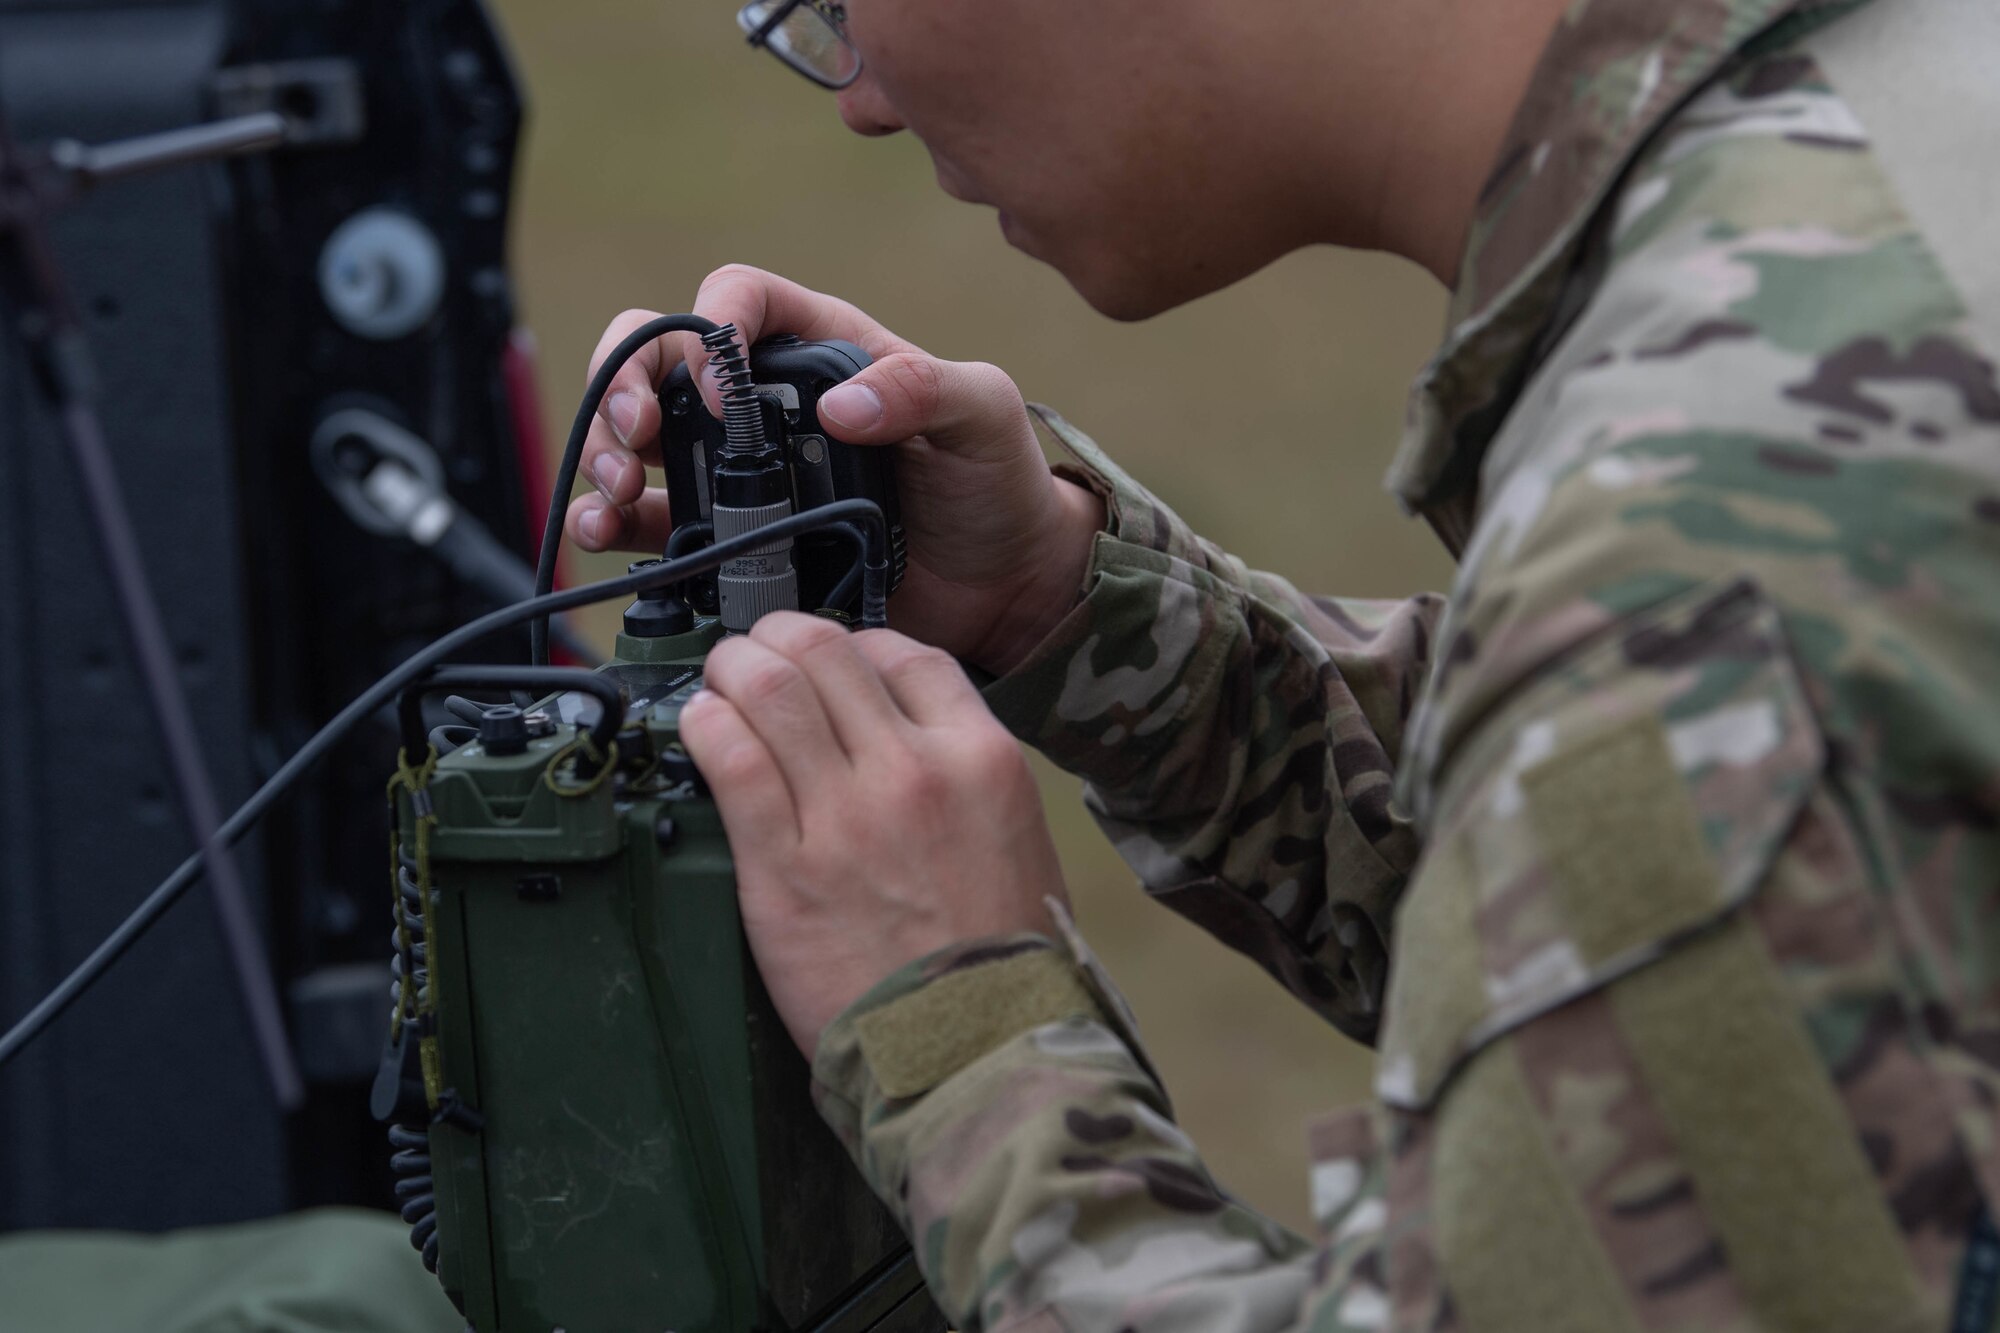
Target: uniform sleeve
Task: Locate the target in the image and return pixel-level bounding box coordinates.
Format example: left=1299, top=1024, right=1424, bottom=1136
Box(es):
left=817, top=415, right=1444, bottom=1330
left=983, top=406, right=1446, bottom=1041
left=812, top=920, right=1349, bottom=1333
left=1334, top=47, right=2000, bottom=1328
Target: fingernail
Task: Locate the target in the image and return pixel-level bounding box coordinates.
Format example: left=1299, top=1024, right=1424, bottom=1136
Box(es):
left=592, top=452, right=623, bottom=502
left=607, top=391, right=642, bottom=445
left=578, top=507, right=603, bottom=546
left=699, top=361, right=723, bottom=397
left=820, top=382, right=882, bottom=431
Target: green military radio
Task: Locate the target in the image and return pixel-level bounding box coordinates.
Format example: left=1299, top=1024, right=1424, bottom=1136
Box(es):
left=371, top=322, right=941, bottom=1333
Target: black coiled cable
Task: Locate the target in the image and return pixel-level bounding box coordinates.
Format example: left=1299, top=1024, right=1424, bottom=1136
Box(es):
left=700, top=325, right=768, bottom=459
left=388, top=852, right=440, bottom=1271
left=389, top=1122, right=438, bottom=1272
left=390, top=856, right=429, bottom=1014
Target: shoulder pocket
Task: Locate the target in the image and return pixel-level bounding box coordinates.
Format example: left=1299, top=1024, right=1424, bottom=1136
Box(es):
left=1377, top=577, right=1825, bottom=1111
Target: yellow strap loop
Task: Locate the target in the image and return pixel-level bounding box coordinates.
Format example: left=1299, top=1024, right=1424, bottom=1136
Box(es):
left=385, top=746, right=445, bottom=1110
left=389, top=746, right=440, bottom=798
left=543, top=738, right=619, bottom=799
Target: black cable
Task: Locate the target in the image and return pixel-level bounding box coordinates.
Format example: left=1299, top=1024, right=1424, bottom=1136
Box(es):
left=665, top=518, right=714, bottom=612
left=534, top=314, right=729, bottom=666
left=0, top=498, right=889, bottom=1072
left=666, top=519, right=714, bottom=559
left=428, top=724, right=477, bottom=756
left=424, top=509, right=602, bottom=665
left=821, top=520, right=867, bottom=616
left=442, top=696, right=489, bottom=726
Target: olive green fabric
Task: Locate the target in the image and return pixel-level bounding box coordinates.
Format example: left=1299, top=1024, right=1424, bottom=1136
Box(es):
left=1375, top=835, right=1484, bottom=1108
left=1613, top=921, right=1928, bottom=1332
left=1525, top=715, right=1723, bottom=967
left=855, top=947, right=1103, bottom=1099
left=0, top=1208, right=463, bottom=1333
left=1434, top=1045, right=1644, bottom=1333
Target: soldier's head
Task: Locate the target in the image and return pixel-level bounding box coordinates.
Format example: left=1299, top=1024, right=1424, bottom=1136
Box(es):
left=736, top=0, right=1573, bottom=320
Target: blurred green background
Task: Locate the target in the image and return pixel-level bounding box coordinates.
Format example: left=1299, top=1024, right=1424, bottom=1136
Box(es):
left=488, top=0, right=1452, bottom=1234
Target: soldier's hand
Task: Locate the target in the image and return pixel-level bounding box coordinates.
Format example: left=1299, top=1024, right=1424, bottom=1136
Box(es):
left=567, top=264, right=1104, bottom=675
left=677, top=613, right=1068, bottom=1057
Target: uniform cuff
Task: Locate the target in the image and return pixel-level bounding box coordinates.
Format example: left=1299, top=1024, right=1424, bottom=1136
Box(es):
left=980, top=406, right=1237, bottom=778
left=811, top=901, right=1158, bottom=1163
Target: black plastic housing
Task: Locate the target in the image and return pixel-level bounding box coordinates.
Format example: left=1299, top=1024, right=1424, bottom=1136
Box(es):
left=661, top=336, right=908, bottom=617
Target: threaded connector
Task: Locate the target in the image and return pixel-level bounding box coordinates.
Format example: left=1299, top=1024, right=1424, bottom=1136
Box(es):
left=714, top=498, right=798, bottom=631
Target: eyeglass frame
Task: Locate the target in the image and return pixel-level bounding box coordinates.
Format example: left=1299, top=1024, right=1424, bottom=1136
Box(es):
left=738, top=0, right=862, bottom=91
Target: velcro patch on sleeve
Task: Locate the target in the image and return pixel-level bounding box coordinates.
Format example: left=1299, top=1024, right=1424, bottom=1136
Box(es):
left=1524, top=714, right=1722, bottom=967
left=854, top=949, right=1103, bottom=1100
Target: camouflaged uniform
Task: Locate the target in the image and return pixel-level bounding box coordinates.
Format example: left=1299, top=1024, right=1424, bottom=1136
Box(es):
left=812, top=0, right=2000, bottom=1328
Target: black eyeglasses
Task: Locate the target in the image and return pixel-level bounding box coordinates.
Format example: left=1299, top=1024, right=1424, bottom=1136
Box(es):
left=737, top=0, right=862, bottom=90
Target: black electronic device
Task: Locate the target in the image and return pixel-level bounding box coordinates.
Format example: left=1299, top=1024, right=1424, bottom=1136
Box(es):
left=661, top=336, right=908, bottom=620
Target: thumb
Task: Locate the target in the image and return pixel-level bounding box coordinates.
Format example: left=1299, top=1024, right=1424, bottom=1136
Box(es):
left=817, top=352, right=1023, bottom=455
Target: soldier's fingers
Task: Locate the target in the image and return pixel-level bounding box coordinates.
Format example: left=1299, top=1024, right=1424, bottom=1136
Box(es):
left=747, top=613, right=909, bottom=755
left=677, top=690, right=800, bottom=849
left=565, top=490, right=675, bottom=554
left=580, top=415, right=652, bottom=511
left=686, top=264, right=913, bottom=415
left=849, top=630, right=988, bottom=728
left=701, top=635, right=853, bottom=788
left=817, top=354, right=1024, bottom=458
left=587, top=309, right=679, bottom=451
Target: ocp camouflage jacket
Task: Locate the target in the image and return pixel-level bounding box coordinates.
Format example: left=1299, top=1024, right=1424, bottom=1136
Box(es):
left=812, top=1, right=2000, bottom=1329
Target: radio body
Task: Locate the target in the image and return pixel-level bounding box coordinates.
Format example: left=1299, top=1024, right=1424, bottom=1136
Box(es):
left=377, top=337, right=939, bottom=1332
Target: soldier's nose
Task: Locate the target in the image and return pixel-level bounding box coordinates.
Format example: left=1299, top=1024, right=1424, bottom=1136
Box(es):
left=837, top=73, right=905, bottom=137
